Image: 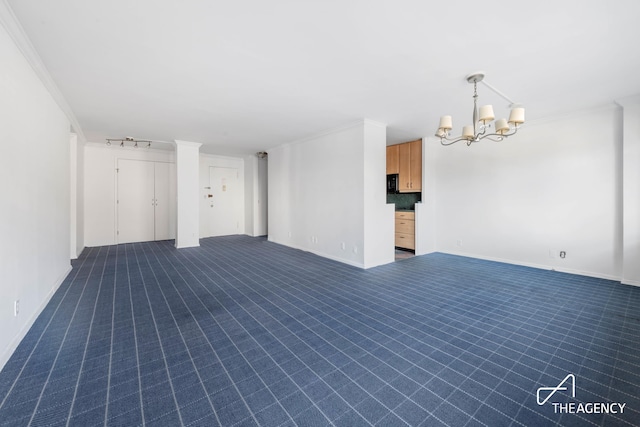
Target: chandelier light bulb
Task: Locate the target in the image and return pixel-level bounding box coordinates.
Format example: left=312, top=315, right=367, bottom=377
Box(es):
left=439, top=115, right=453, bottom=130
left=495, top=118, right=510, bottom=134
left=462, top=125, right=475, bottom=140
left=479, top=105, right=495, bottom=123
left=508, top=107, right=525, bottom=124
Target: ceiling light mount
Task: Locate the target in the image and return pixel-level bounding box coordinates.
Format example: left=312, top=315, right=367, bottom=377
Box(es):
left=466, top=71, right=485, bottom=84
left=436, top=71, right=525, bottom=146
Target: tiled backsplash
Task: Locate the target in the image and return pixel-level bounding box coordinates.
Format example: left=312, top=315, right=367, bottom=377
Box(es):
left=387, top=192, right=422, bottom=210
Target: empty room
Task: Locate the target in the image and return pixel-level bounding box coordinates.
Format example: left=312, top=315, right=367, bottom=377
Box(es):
left=1, top=1, right=640, bottom=426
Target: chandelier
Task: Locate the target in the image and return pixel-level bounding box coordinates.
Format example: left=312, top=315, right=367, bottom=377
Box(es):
left=435, top=72, right=525, bottom=146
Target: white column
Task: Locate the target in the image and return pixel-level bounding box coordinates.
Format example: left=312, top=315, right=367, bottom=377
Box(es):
left=616, top=95, right=640, bottom=286
left=174, top=140, right=202, bottom=248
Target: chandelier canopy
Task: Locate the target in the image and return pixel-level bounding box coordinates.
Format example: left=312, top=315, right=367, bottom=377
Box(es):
left=436, top=72, right=525, bottom=146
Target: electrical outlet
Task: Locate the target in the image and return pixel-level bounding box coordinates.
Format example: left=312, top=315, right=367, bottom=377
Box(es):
left=560, top=251, right=567, bottom=259
left=14, top=299, right=19, bottom=317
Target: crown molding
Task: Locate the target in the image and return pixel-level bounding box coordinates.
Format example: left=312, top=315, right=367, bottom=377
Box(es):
left=277, top=118, right=388, bottom=151
left=0, top=0, right=86, bottom=142
left=615, top=93, right=640, bottom=108
left=524, top=102, right=621, bottom=128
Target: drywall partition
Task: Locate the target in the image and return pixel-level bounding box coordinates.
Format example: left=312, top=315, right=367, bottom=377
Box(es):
left=415, top=137, right=436, bottom=255
left=363, top=121, right=395, bottom=268
left=69, top=133, right=85, bottom=259
left=617, top=95, right=640, bottom=286
left=0, top=22, right=71, bottom=371
left=268, top=120, right=393, bottom=269
left=243, top=154, right=267, bottom=237
left=70, top=133, right=79, bottom=258
left=83, top=143, right=175, bottom=247
left=433, top=105, right=622, bottom=280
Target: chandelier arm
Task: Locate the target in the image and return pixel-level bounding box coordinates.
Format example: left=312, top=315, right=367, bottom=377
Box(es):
left=478, top=135, right=505, bottom=142
left=476, top=127, right=519, bottom=142
left=440, top=137, right=469, bottom=146
left=438, top=132, right=463, bottom=142
left=475, top=124, right=489, bottom=139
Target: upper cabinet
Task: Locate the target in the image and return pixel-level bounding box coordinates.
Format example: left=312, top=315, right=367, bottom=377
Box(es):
left=386, top=144, right=400, bottom=175
left=396, top=139, right=422, bottom=193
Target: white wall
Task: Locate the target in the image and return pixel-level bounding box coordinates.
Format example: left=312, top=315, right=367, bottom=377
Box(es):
left=617, top=95, right=640, bottom=285
left=269, top=120, right=394, bottom=269
left=430, top=105, right=623, bottom=280
left=0, top=23, right=71, bottom=371
left=84, top=143, right=175, bottom=247
left=415, top=137, right=436, bottom=255
left=199, top=154, right=245, bottom=238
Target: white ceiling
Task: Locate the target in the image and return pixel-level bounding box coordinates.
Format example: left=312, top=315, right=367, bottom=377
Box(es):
left=6, top=0, right=640, bottom=155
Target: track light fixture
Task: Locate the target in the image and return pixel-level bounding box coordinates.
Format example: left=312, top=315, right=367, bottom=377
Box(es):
left=106, top=136, right=152, bottom=148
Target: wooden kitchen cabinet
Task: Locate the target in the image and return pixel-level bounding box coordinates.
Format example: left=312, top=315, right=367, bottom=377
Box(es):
left=386, top=145, right=399, bottom=175
left=395, top=211, right=415, bottom=250
left=398, top=139, right=422, bottom=193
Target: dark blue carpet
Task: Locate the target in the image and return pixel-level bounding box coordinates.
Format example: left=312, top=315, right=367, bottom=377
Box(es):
left=0, top=236, right=638, bottom=426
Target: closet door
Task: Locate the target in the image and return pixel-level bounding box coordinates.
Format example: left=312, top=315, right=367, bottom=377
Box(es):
left=153, top=162, right=176, bottom=241
left=117, top=159, right=155, bottom=244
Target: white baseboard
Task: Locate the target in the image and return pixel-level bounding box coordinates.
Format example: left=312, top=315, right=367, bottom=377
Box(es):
left=438, top=250, right=623, bottom=283
left=621, top=279, right=640, bottom=287
left=267, top=237, right=365, bottom=269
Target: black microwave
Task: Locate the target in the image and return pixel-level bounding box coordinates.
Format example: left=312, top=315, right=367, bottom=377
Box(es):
left=387, top=174, right=399, bottom=193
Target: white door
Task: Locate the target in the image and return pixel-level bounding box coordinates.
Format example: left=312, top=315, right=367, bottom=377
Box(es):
left=117, top=160, right=175, bottom=243
left=117, top=159, right=155, bottom=244
left=208, top=166, right=240, bottom=236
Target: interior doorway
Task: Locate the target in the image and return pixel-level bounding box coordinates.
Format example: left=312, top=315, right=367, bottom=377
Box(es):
left=205, top=166, right=241, bottom=237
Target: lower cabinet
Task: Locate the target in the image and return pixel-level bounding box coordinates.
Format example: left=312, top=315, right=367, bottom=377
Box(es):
left=395, top=211, right=415, bottom=250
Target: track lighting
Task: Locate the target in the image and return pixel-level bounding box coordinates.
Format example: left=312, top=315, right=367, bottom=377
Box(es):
left=106, top=137, right=152, bottom=148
